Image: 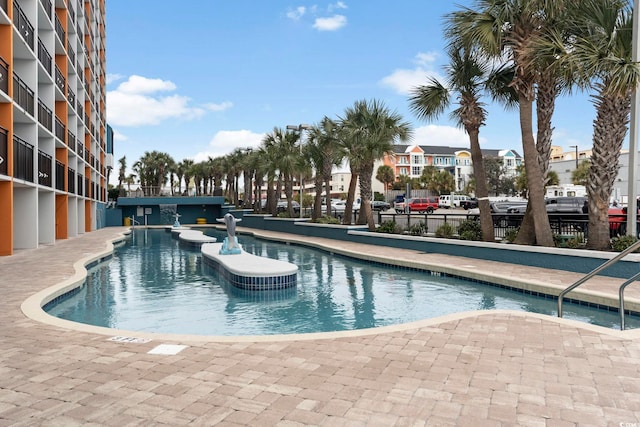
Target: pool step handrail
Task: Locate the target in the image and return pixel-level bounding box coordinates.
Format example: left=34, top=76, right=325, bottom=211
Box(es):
left=557, top=239, right=640, bottom=327
left=619, top=271, right=640, bottom=330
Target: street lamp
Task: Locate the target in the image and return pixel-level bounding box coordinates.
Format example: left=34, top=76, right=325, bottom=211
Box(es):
left=286, top=124, right=312, bottom=218
left=569, top=145, right=579, bottom=169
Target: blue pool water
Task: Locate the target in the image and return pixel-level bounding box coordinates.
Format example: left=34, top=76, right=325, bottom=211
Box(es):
left=45, top=228, right=640, bottom=335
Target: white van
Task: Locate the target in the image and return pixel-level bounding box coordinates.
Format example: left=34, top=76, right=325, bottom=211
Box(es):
left=438, top=194, right=470, bottom=209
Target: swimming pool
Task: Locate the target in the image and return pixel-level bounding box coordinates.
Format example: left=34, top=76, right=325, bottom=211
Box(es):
left=44, top=228, right=640, bottom=335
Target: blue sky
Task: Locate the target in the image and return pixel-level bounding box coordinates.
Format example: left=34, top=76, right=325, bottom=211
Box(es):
left=105, top=1, right=598, bottom=185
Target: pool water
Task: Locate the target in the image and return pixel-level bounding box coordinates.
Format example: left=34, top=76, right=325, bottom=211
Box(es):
left=45, top=228, right=640, bottom=335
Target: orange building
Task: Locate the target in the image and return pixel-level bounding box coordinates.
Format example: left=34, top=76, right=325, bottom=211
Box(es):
left=0, top=0, right=108, bottom=255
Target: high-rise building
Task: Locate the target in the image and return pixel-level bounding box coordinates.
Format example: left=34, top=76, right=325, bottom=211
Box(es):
left=0, top=0, right=108, bottom=256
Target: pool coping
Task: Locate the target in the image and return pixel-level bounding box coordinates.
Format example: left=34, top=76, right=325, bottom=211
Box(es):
left=20, top=227, right=640, bottom=343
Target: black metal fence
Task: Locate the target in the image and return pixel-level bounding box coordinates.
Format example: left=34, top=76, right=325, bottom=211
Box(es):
left=13, top=135, right=33, bottom=182
left=55, top=160, right=64, bottom=191
left=0, top=56, right=7, bottom=94
left=38, top=150, right=52, bottom=187
left=0, top=127, right=7, bottom=176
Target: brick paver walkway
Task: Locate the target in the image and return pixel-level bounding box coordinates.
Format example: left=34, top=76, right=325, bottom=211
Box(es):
left=1, top=226, right=639, bottom=426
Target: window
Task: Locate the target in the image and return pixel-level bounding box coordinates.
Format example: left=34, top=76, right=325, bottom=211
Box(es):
left=506, top=158, right=514, bottom=167
left=412, top=155, right=423, bottom=164
left=412, top=166, right=421, bottom=176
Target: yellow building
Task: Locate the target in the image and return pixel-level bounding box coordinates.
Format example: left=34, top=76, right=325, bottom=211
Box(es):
left=0, top=0, right=108, bottom=255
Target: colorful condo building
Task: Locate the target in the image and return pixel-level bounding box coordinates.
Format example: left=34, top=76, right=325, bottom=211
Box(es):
left=0, top=0, right=109, bottom=256
left=381, top=145, right=522, bottom=192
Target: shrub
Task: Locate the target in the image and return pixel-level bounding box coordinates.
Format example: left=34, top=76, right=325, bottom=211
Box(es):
left=312, top=215, right=341, bottom=224
left=435, top=223, right=455, bottom=238
left=377, top=220, right=402, bottom=234
left=457, top=218, right=482, bottom=241
left=611, top=235, right=640, bottom=252
left=408, top=221, right=427, bottom=236
left=503, top=228, right=519, bottom=243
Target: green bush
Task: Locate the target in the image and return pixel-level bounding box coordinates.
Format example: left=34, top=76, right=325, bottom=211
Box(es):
left=457, top=219, right=482, bottom=241
left=312, top=215, right=341, bottom=224
left=435, top=223, right=455, bottom=238
left=611, top=235, right=640, bottom=252
left=503, top=228, right=519, bottom=243
left=376, top=220, right=402, bottom=234
left=408, top=221, right=427, bottom=236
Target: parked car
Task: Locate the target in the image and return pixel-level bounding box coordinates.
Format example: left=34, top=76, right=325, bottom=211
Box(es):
left=491, top=200, right=528, bottom=227
left=276, top=200, right=300, bottom=214
left=460, top=198, right=478, bottom=210
left=439, top=194, right=472, bottom=209
left=394, top=196, right=406, bottom=213
left=322, top=200, right=360, bottom=217
left=407, top=197, right=439, bottom=214
left=371, top=200, right=391, bottom=211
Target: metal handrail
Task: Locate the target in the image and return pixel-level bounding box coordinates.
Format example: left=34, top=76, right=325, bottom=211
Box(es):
left=558, top=240, right=640, bottom=319
left=619, top=271, right=640, bottom=330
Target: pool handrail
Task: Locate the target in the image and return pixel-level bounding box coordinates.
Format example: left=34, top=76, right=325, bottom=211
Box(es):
left=619, top=271, right=640, bottom=330
left=557, top=239, right=640, bottom=325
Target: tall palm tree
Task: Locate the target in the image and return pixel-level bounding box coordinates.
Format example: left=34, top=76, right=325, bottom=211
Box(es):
left=339, top=99, right=412, bottom=231
left=562, top=0, right=639, bottom=250
left=448, top=0, right=560, bottom=246
left=409, top=45, right=495, bottom=242
left=262, top=128, right=299, bottom=216
left=179, top=159, right=194, bottom=196
left=307, top=117, right=346, bottom=218
left=117, top=156, right=126, bottom=196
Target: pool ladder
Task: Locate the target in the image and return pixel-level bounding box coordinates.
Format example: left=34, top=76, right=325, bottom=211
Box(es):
left=557, top=239, right=640, bottom=330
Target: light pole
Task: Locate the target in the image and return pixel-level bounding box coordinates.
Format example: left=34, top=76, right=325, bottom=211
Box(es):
left=569, top=145, right=579, bottom=169
left=286, top=124, right=312, bottom=218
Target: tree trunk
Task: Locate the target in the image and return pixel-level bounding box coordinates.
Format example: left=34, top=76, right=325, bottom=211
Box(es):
left=516, top=95, right=554, bottom=246
left=359, top=163, right=375, bottom=230
left=467, top=128, right=494, bottom=242
left=586, top=89, right=631, bottom=250
left=313, top=175, right=323, bottom=220
left=342, top=170, right=359, bottom=225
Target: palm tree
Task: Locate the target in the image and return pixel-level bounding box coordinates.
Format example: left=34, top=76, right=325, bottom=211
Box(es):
left=409, top=45, right=495, bottom=242
left=179, top=159, right=194, bottom=196
left=117, top=156, right=126, bottom=196
left=564, top=0, right=639, bottom=250
left=339, top=99, right=412, bottom=230
left=376, top=165, right=395, bottom=192
left=307, top=117, right=346, bottom=218
left=124, top=173, right=136, bottom=194
left=262, top=128, right=299, bottom=216
left=447, top=0, right=560, bottom=246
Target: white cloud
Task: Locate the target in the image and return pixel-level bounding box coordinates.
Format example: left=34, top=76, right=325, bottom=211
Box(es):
left=313, top=14, right=347, bottom=31
left=192, top=130, right=265, bottom=163
left=117, top=75, right=176, bottom=95
left=107, top=75, right=210, bottom=127
left=328, top=1, right=348, bottom=12
left=413, top=125, right=484, bottom=147
left=113, top=129, right=128, bottom=142
left=106, top=73, right=125, bottom=85
left=379, top=51, right=443, bottom=95
left=286, top=6, right=306, bottom=20
left=204, top=101, right=233, bottom=112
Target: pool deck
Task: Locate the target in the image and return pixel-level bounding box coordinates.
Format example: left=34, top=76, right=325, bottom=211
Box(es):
left=1, top=226, right=640, bottom=426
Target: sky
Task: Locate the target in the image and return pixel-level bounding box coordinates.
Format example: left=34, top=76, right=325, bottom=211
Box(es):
left=105, top=1, right=601, bottom=186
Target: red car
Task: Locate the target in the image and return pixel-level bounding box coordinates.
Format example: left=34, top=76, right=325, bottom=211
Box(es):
left=407, top=197, right=439, bottom=214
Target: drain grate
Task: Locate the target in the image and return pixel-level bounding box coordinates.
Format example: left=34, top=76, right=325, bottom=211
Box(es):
left=108, top=336, right=151, bottom=344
